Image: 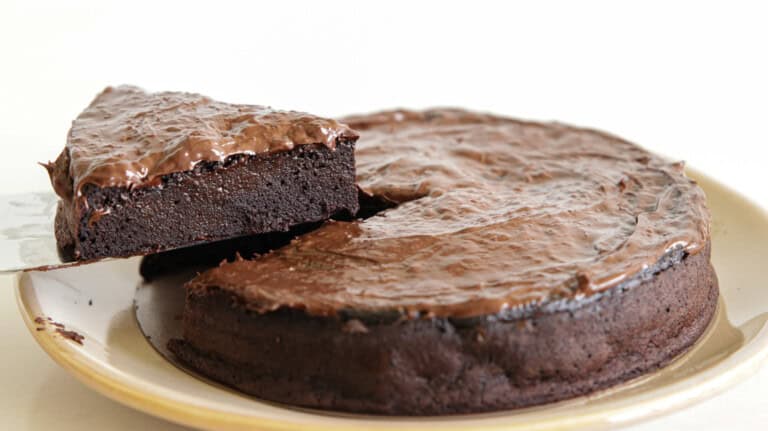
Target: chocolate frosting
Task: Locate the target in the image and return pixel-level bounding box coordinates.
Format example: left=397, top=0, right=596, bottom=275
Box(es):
left=45, top=86, right=358, bottom=200
left=190, top=109, right=711, bottom=318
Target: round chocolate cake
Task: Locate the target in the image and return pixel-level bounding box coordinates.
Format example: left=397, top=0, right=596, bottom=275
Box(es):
left=168, top=109, right=717, bottom=415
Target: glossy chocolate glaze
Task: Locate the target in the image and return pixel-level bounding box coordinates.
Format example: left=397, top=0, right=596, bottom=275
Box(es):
left=45, top=86, right=358, bottom=200
left=189, top=109, right=711, bottom=318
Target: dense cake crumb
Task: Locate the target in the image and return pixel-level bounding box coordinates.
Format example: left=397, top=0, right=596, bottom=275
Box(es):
left=34, top=316, right=85, bottom=345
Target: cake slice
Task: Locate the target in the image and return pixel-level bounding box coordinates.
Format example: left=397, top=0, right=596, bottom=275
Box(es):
left=44, top=86, right=359, bottom=261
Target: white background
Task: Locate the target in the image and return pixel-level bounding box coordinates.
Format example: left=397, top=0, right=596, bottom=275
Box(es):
left=0, top=0, right=766, bottom=430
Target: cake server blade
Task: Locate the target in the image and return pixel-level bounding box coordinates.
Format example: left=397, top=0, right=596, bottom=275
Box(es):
left=0, top=192, right=74, bottom=272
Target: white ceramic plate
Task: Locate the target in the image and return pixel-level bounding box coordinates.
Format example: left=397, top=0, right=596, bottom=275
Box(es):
left=15, top=171, right=768, bottom=431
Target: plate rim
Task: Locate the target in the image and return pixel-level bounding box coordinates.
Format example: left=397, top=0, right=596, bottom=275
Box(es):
left=14, top=170, right=768, bottom=431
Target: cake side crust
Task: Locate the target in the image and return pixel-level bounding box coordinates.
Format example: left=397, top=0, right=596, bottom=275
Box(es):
left=169, top=243, right=718, bottom=415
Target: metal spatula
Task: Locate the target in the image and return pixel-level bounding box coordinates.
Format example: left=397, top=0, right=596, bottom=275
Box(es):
left=0, top=192, right=76, bottom=272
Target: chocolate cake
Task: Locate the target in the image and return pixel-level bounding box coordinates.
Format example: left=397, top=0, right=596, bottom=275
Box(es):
left=168, top=109, right=717, bottom=415
left=44, top=86, right=359, bottom=260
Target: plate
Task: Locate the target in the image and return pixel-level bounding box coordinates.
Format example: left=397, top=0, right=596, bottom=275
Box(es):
left=15, top=171, right=768, bottom=431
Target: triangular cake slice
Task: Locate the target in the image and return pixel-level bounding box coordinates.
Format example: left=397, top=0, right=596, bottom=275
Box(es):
left=45, top=86, right=359, bottom=260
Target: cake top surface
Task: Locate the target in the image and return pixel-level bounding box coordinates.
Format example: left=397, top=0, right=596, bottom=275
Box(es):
left=46, top=86, right=358, bottom=199
left=190, top=109, right=711, bottom=318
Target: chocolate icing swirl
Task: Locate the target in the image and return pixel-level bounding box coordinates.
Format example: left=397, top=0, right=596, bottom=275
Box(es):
left=190, top=109, right=711, bottom=318
left=45, top=86, right=358, bottom=200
